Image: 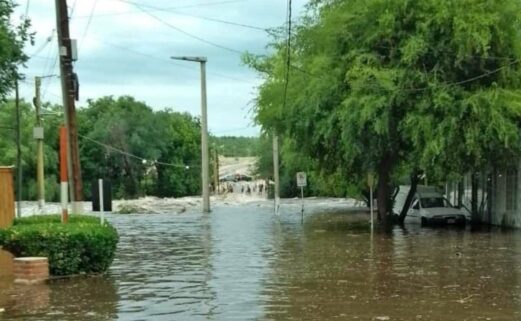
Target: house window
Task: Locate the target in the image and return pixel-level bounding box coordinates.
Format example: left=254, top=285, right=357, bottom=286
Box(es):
left=506, top=170, right=518, bottom=211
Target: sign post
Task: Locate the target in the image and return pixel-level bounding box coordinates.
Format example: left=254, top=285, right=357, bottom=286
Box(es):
left=296, top=172, right=307, bottom=222
left=98, top=179, right=105, bottom=225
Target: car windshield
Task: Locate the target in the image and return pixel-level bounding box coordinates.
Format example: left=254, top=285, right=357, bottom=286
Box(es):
left=420, top=197, right=451, bottom=208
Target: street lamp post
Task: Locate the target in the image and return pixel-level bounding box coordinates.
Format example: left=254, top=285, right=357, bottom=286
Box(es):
left=170, top=56, right=210, bottom=213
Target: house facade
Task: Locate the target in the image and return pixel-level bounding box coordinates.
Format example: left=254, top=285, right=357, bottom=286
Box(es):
left=446, top=164, right=521, bottom=228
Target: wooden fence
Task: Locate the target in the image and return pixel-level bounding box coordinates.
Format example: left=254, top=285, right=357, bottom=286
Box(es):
left=0, top=167, right=15, bottom=228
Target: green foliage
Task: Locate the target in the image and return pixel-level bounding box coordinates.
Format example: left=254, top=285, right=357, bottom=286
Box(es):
left=246, top=0, right=521, bottom=218
left=0, top=0, right=32, bottom=99
left=0, top=215, right=118, bottom=276
left=0, top=101, right=67, bottom=201
left=0, top=96, right=203, bottom=201
left=255, top=133, right=350, bottom=198
left=211, top=136, right=259, bottom=157
left=78, top=96, right=202, bottom=199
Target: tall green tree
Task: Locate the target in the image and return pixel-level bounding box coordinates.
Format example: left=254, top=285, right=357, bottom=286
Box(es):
left=0, top=0, right=31, bottom=98
left=154, top=109, right=201, bottom=197
left=77, top=96, right=202, bottom=199
left=211, top=136, right=260, bottom=157
left=247, top=0, right=521, bottom=224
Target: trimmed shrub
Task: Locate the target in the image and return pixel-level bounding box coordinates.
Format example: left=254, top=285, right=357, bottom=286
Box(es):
left=0, top=215, right=118, bottom=276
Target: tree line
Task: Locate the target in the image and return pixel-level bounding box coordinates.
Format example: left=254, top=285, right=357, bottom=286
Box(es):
left=0, top=96, right=205, bottom=200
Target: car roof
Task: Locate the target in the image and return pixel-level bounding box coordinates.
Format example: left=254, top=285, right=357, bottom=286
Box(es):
left=418, top=192, right=443, bottom=198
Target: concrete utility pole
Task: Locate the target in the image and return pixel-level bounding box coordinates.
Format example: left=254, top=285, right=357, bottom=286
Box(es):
left=55, top=0, right=83, bottom=213
left=273, top=133, right=280, bottom=214
left=170, top=56, right=210, bottom=212
left=34, top=77, right=45, bottom=211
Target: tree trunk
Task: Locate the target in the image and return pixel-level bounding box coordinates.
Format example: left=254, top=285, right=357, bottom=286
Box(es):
left=124, top=155, right=138, bottom=197
left=156, top=165, right=165, bottom=197
left=457, top=180, right=464, bottom=208
left=471, top=172, right=480, bottom=223
left=377, top=151, right=394, bottom=226
left=398, top=169, right=421, bottom=224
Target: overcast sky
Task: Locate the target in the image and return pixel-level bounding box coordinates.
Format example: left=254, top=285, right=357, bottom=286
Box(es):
left=14, top=0, right=308, bottom=137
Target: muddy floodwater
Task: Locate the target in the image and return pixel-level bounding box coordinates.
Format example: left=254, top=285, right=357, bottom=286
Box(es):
left=1, top=201, right=521, bottom=320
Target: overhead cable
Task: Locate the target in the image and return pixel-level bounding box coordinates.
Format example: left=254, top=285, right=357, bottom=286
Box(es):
left=131, top=3, right=244, bottom=55
left=79, top=134, right=200, bottom=168
left=75, top=0, right=248, bottom=19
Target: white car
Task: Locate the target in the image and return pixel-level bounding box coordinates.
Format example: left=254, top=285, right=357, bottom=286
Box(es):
left=394, top=185, right=469, bottom=226
left=408, top=194, right=468, bottom=226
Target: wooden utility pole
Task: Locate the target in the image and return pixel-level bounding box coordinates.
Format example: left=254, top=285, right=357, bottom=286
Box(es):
left=15, top=80, right=22, bottom=218
left=55, top=0, right=83, bottom=213
left=34, top=77, right=45, bottom=211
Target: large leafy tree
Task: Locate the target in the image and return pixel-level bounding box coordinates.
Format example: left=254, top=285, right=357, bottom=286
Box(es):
left=154, top=109, right=201, bottom=197
left=0, top=0, right=31, bottom=98
left=247, top=0, right=521, bottom=224
left=78, top=96, right=202, bottom=199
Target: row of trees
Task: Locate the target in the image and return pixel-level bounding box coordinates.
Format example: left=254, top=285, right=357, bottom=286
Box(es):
left=211, top=136, right=259, bottom=157
left=0, top=96, right=204, bottom=200
left=246, top=0, right=521, bottom=224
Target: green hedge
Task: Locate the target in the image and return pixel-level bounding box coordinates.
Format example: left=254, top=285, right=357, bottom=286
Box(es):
left=0, top=215, right=119, bottom=276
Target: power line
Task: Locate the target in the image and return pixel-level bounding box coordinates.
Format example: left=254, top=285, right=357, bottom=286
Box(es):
left=43, top=0, right=80, bottom=101
left=286, top=57, right=521, bottom=94
left=24, top=0, right=31, bottom=18
left=408, top=57, right=521, bottom=92
left=281, top=0, right=292, bottom=111
left=79, top=134, right=199, bottom=168
left=75, top=0, right=248, bottom=19
left=79, top=0, right=99, bottom=52
left=153, top=9, right=267, bottom=32
left=130, top=3, right=244, bottom=55
left=68, top=0, right=78, bottom=17
left=114, top=0, right=266, bottom=32
left=98, top=39, right=255, bottom=83
left=28, top=31, right=54, bottom=59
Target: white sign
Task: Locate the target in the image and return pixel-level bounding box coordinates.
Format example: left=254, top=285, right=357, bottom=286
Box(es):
left=33, top=127, right=44, bottom=139
left=296, top=172, right=307, bottom=187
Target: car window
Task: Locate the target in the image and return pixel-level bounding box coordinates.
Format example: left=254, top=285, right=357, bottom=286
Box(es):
left=420, top=197, right=448, bottom=208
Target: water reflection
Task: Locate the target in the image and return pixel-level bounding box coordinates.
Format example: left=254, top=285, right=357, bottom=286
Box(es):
left=0, top=204, right=520, bottom=320
left=263, top=211, right=521, bottom=320
left=0, top=275, right=118, bottom=320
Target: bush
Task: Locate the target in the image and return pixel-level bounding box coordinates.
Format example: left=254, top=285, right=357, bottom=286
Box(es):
left=0, top=215, right=119, bottom=276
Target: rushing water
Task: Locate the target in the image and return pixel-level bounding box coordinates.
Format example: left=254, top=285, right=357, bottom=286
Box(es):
left=1, top=201, right=520, bottom=320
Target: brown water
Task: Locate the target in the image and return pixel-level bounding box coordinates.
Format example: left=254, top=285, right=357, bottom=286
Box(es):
left=1, top=203, right=520, bottom=320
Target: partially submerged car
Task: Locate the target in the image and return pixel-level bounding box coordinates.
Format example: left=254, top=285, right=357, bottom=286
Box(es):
left=394, top=185, right=469, bottom=226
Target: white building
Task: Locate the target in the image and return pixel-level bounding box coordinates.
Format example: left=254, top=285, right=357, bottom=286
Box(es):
left=446, top=166, right=521, bottom=228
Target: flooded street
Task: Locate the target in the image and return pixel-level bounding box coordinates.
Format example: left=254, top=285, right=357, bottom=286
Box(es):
left=1, top=201, right=521, bottom=320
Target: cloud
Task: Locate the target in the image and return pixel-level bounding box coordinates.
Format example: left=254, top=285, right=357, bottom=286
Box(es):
left=16, top=0, right=308, bottom=137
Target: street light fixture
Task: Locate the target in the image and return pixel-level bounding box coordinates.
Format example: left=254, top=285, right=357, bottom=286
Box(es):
left=171, top=55, right=210, bottom=213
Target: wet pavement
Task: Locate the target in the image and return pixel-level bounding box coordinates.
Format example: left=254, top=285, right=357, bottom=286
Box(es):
left=1, top=201, right=520, bottom=320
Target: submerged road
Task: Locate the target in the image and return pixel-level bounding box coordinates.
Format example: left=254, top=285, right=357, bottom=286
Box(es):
left=0, top=200, right=520, bottom=320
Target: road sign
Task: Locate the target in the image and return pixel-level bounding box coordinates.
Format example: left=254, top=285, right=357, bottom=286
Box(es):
left=296, top=172, right=307, bottom=187
left=367, top=173, right=374, bottom=188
